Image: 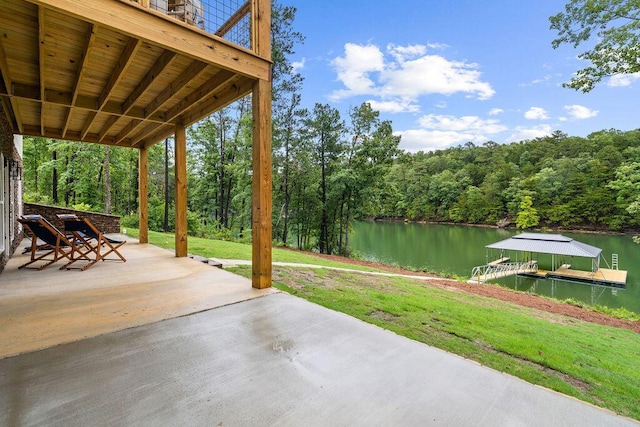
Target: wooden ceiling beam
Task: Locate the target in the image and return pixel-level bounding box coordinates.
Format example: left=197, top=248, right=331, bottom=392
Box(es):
left=22, top=124, right=131, bottom=146
left=98, top=115, right=121, bottom=143
left=143, top=61, right=208, bottom=119
left=135, top=78, right=252, bottom=149
left=164, top=69, right=236, bottom=123
left=98, top=45, right=170, bottom=142
left=122, top=50, right=176, bottom=115
left=3, top=84, right=167, bottom=125
left=114, top=118, right=142, bottom=145
left=38, top=6, right=46, bottom=134
left=80, top=111, right=97, bottom=139
left=130, top=122, right=168, bottom=148
left=98, top=37, right=141, bottom=110
left=0, top=29, right=24, bottom=134
left=63, top=22, right=98, bottom=138
left=80, top=37, right=140, bottom=138
left=28, top=0, right=270, bottom=80
left=178, top=78, right=253, bottom=127
left=23, top=125, right=121, bottom=145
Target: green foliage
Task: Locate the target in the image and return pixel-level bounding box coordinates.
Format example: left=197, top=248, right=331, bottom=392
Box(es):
left=550, top=0, right=640, bottom=92
left=71, top=203, right=92, bottom=212
left=516, top=196, right=540, bottom=229
left=374, top=129, right=640, bottom=231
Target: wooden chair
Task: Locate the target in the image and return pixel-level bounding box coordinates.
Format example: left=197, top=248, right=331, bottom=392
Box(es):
left=57, top=214, right=126, bottom=271
left=18, top=215, right=92, bottom=270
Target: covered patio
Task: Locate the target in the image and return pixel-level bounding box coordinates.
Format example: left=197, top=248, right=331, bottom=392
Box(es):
left=0, top=0, right=273, bottom=288
left=0, top=237, right=276, bottom=359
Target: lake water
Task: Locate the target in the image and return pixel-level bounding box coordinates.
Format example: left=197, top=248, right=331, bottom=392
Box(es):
left=350, top=221, right=640, bottom=314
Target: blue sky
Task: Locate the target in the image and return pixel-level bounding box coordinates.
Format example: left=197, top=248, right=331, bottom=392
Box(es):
left=284, top=0, right=640, bottom=152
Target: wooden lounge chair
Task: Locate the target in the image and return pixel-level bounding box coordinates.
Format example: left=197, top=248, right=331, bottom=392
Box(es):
left=18, top=215, right=91, bottom=270
left=57, top=214, right=126, bottom=270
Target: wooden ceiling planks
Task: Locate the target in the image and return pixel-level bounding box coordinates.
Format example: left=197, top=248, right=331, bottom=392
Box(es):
left=0, top=0, right=268, bottom=148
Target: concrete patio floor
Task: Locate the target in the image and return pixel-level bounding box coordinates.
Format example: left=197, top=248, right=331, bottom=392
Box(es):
left=0, top=240, right=637, bottom=425
left=1, top=292, right=636, bottom=426
left=0, top=238, right=276, bottom=359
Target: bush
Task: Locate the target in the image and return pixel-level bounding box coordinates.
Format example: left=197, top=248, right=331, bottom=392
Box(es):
left=121, top=214, right=139, bottom=229
left=71, top=202, right=92, bottom=212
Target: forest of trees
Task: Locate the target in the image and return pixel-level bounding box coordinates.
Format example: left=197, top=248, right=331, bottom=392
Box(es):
left=21, top=2, right=640, bottom=256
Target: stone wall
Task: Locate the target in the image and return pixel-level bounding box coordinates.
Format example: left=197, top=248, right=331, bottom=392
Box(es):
left=23, top=203, right=121, bottom=234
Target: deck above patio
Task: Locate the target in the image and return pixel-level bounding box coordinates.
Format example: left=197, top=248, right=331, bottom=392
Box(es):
left=0, top=0, right=270, bottom=148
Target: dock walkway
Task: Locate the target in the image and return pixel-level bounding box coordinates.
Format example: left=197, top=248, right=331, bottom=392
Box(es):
left=531, top=266, right=627, bottom=286
left=469, top=260, right=537, bottom=284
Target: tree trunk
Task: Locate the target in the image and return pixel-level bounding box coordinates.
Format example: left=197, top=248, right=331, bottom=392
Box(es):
left=64, top=155, right=72, bottom=206
left=320, top=145, right=328, bottom=254
left=344, top=206, right=351, bottom=257
left=281, top=138, right=290, bottom=245
left=52, top=150, right=58, bottom=203
left=164, top=138, right=170, bottom=232
left=104, top=146, right=111, bottom=214
left=218, top=115, right=226, bottom=229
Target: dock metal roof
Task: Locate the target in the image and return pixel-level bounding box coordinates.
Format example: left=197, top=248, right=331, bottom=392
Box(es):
left=486, top=233, right=602, bottom=259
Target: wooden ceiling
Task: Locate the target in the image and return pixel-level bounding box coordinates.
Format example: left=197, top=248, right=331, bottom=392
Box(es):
left=0, top=0, right=271, bottom=148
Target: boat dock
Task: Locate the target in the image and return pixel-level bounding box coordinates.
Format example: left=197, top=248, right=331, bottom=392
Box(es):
left=475, top=233, right=629, bottom=287
left=521, top=264, right=627, bottom=287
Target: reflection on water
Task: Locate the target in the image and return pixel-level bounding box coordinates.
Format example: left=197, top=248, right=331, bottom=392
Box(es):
left=350, top=221, right=639, bottom=314
left=506, top=275, right=624, bottom=308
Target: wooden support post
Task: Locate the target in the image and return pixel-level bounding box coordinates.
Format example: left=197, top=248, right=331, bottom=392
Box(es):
left=250, top=0, right=272, bottom=289
left=138, top=145, right=148, bottom=244
left=251, top=77, right=272, bottom=289
left=174, top=123, right=187, bottom=257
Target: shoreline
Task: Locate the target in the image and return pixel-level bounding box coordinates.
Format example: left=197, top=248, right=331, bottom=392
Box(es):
left=368, top=217, right=638, bottom=236
left=278, top=246, right=639, bottom=334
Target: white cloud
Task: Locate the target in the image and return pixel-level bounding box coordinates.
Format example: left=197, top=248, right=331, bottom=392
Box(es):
left=329, top=43, right=495, bottom=110
left=506, top=124, right=553, bottom=142
left=379, top=55, right=495, bottom=100
left=330, top=43, right=385, bottom=98
left=425, top=42, right=449, bottom=50
left=291, top=58, right=306, bottom=72
left=524, top=106, right=550, bottom=120
left=519, top=73, right=560, bottom=87
left=387, top=43, right=427, bottom=62
left=367, top=99, right=420, bottom=114
left=397, top=113, right=507, bottom=152
left=564, top=104, right=598, bottom=120
left=607, top=73, right=640, bottom=87
left=488, top=108, right=504, bottom=116
left=418, top=114, right=507, bottom=134
left=396, top=129, right=480, bottom=153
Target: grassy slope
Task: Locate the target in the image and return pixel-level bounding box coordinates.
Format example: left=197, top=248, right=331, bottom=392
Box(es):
left=124, top=229, right=640, bottom=419
left=122, top=229, right=379, bottom=271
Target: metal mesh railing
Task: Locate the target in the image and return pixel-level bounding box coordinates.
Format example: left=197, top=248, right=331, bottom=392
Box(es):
left=147, top=0, right=251, bottom=49
left=471, top=261, right=538, bottom=283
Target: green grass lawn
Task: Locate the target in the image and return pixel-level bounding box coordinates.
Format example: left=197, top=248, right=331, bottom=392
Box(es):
left=122, top=228, right=379, bottom=271
left=123, top=228, right=640, bottom=419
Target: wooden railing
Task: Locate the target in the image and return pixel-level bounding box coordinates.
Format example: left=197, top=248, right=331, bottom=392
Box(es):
left=135, top=0, right=252, bottom=49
